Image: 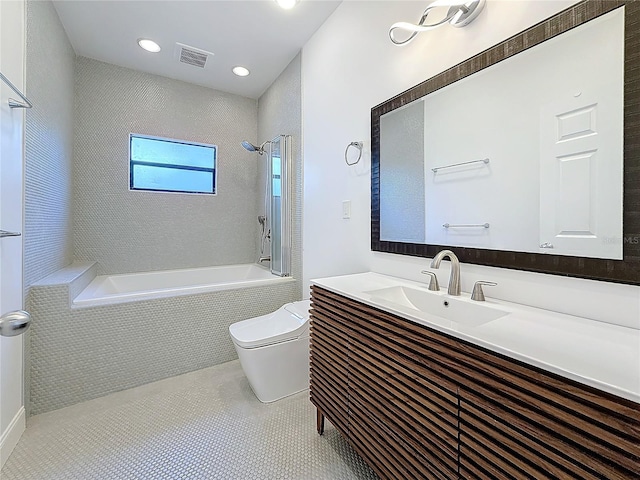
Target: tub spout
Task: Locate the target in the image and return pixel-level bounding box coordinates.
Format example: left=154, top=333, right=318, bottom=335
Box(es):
left=258, top=256, right=271, bottom=264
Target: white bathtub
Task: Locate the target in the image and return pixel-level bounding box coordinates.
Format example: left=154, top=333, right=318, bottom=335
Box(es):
left=73, top=264, right=293, bottom=307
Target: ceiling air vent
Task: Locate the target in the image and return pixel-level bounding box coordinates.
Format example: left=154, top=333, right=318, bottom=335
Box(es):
left=174, top=43, right=214, bottom=69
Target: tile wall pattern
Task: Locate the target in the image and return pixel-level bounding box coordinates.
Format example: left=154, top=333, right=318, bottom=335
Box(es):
left=24, top=0, right=76, bottom=416
left=24, top=0, right=75, bottom=293
left=258, top=53, right=304, bottom=298
left=73, top=57, right=259, bottom=275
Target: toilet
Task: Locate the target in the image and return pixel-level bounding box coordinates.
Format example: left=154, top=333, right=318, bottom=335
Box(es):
left=229, top=299, right=311, bottom=403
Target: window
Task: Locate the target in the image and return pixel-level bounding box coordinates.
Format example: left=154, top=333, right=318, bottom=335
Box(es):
left=129, top=134, right=217, bottom=194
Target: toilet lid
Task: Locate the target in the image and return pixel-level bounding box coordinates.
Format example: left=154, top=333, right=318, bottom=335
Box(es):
left=229, top=300, right=311, bottom=348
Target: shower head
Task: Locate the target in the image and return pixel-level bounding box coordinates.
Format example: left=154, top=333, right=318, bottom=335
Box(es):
left=241, top=141, right=259, bottom=152
left=241, top=140, right=269, bottom=155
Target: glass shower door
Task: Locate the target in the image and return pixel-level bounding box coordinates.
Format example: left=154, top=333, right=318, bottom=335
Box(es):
left=269, top=135, right=291, bottom=277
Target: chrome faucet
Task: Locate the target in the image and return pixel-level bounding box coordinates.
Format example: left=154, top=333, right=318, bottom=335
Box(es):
left=430, top=250, right=461, bottom=296
left=258, top=256, right=271, bottom=264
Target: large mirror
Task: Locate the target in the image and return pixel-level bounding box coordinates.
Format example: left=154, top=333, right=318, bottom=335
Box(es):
left=371, top=0, right=640, bottom=284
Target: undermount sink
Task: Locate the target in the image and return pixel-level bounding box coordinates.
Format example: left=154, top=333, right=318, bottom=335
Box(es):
left=364, top=286, right=510, bottom=327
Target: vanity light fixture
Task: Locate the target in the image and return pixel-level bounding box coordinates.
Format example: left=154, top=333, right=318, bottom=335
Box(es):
left=389, top=0, right=485, bottom=46
left=137, top=38, right=161, bottom=53
left=232, top=66, right=250, bottom=77
left=275, top=0, right=299, bottom=10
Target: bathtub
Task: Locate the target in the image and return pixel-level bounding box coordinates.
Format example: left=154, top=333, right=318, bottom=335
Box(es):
left=73, top=263, right=293, bottom=307
left=30, top=261, right=300, bottom=414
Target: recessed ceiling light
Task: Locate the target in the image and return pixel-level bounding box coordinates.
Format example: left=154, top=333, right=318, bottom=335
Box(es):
left=232, top=66, right=250, bottom=77
left=275, top=0, right=299, bottom=10
left=137, top=38, right=161, bottom=53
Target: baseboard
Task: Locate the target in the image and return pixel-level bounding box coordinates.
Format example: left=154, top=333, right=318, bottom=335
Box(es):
left=0, top=406, right=25, bottom=469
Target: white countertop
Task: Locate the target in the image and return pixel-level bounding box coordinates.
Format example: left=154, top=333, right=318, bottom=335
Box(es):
left=311, top=272, right=640, bottom=404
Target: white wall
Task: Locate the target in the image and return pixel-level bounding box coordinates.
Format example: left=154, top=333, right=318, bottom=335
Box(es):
left=0, top=0, right=26, bottom=467
left=302, top=0, right=640, bottom=329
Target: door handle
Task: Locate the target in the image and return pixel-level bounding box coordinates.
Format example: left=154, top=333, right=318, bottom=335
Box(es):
left=0, top=310, right=31, bottom=337
left=0, top=230, right=21, bottom=238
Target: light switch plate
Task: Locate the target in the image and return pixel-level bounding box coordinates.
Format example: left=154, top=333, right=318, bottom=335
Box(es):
left=342, top=200, right=351, bottom=219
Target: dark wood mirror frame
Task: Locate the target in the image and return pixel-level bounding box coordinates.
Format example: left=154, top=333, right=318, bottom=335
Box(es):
left=371, top=0, right=640, bottom=286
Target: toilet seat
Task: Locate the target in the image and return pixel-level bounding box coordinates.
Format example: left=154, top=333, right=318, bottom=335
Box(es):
left=229, top=300, right=311, bottom=349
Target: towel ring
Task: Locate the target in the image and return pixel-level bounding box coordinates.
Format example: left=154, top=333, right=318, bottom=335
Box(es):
left=345, top=141, right=363, bottom=166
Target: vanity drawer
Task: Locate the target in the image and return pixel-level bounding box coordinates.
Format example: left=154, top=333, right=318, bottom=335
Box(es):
left=455, top=343, right=640, bottom=480
left=348, top=339, right=459, bottom=478
left=349, top=391, right=457, bottom=480
left=313, top=287, right=460, bottom=400
left=348, top=335, right=459, bottom=440
left=459, top=393, right=621, bottom=480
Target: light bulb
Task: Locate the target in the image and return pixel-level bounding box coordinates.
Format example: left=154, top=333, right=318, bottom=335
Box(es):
left=137, top=38, right=161, bottom=53
left=232, top=66, right=250, bottom=77
left=275, top=0, right=299, bottom=10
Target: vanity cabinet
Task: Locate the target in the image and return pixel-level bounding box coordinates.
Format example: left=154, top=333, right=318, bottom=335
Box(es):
left=310, top=286, right=459, bottom=479
left=309, top=286, right=640, bottom=480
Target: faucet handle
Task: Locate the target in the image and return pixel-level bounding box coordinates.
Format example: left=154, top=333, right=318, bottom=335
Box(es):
left=420, top=270, right=440, bottom=291
left=471, top=281, right=497, bottom=301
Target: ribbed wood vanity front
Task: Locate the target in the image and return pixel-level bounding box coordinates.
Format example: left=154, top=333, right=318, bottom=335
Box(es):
left=309, top=286, right=640, bottom=480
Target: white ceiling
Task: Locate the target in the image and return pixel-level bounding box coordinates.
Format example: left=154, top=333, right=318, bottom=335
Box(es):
left=53, top=0, right=342, bottom=99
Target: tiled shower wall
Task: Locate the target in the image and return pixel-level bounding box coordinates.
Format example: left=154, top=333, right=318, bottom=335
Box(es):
left=257, top=53, right=303, bottom=298
left=73, top=57, right=259, bottom=275
left=24, top=0, right=75, bottom=295
left=24, top=0, right=76, bottom=416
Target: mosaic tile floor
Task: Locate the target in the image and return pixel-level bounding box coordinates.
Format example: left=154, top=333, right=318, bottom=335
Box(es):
left=2, top=361, right=377, bottom=479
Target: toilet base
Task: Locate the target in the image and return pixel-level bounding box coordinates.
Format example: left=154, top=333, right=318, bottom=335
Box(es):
left=234, top=335, right=310, bottom=403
